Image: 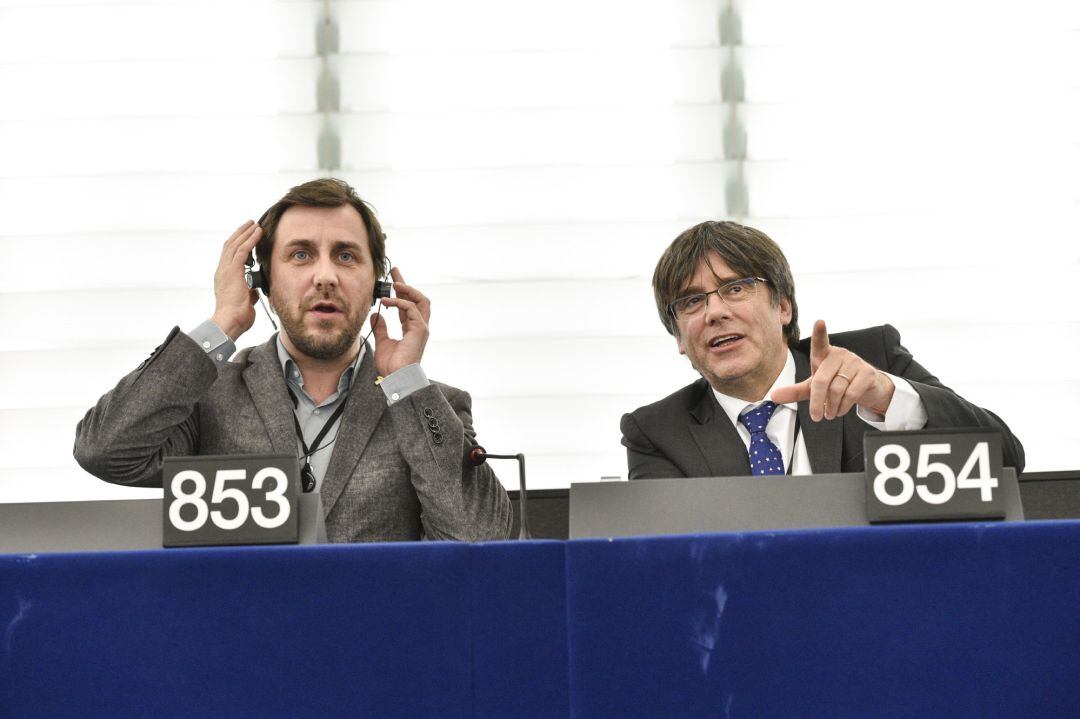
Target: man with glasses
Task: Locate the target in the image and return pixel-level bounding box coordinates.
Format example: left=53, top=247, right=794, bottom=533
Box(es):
left=620, top=221, right=1024, bottom=479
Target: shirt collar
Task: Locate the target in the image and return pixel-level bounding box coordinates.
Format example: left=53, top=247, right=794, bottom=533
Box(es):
left=275, top=334, right=364, bottom=396
left=712, top=350, right=798, bottom=426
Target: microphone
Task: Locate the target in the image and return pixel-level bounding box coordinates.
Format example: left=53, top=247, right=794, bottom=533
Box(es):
left=468, top=446, right=531, bottom=540
left=466, top=446, right=489, bottom=467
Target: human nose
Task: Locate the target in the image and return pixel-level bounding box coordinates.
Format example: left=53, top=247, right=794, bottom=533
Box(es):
left=312, top=255, right=338, bottom=290
left=702, top=289, right=731, bottom=324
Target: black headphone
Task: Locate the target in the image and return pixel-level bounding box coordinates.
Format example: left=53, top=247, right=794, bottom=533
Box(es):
left=243, top=211, right=393, bottom=305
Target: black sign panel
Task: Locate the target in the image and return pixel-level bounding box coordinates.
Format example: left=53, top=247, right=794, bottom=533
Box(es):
left=162, top=454, right=300, bottom=547
left=864, top=429, right=1007, bottom=523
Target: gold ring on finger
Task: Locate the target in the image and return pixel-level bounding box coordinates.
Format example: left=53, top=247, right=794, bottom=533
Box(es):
left=836, top=372, right=852, bottom=383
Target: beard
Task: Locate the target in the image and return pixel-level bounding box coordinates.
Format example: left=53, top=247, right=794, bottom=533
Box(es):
left=272, top=292, right=363, bottom=361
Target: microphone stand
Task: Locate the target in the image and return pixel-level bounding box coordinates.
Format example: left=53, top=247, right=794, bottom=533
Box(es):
left=470, top=449, right=531, bottom=540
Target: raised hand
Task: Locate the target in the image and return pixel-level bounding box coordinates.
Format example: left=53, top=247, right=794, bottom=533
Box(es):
left=211, top=220, right=262, bottom=342
left=770, top=319, right=894, bottom=421
left=370, top=267, right=431, bottom=376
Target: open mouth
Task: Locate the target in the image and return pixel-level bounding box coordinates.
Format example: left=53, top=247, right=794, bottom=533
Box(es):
left=308, top=301, right=342, bottom=317
left=708, top=334, right=743, bottom=350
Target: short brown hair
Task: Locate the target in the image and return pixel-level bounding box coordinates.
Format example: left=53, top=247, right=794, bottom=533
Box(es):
left=652, top=221, right=800, bottom=345
left=255, top=177, right=386, bottom=280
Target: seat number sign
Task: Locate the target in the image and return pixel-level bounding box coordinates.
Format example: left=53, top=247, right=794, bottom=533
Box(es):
left=863, top=430, right=1006, bottom=523
left=162, top=455, right=300, bottom=547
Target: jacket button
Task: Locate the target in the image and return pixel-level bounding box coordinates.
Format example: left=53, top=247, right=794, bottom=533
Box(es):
left=432, top=432, right=443, bottom=444
left=423, top=408, right=434, bottom=418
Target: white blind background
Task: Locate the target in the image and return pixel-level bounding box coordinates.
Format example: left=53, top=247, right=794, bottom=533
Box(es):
left=0, top=0, right=1076, bottom=502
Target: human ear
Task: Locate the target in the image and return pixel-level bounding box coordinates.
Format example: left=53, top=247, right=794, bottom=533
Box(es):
left=778, top=297, right=792, bottom=325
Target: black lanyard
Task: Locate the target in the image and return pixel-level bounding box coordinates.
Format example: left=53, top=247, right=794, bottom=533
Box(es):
left=787, top=410, right=801, bottom=476
left=287, top=388, right=350, bottom=493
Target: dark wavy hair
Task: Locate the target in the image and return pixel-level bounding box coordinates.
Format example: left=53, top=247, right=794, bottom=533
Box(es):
left=255, top=177, right=386, bottom=280
left=652, top=221, right=799, bottom=345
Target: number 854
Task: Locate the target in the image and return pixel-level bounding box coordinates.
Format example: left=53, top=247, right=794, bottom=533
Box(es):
left=872, top=442, right=998, bottom=506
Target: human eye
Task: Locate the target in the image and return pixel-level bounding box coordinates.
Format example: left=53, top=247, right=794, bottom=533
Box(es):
left=338, top=251, right=355, bottom=263
left=292, top=249, right=310, bottom=261
left=722, top=279, right=753, bottom=299
left=677, top=294, right=706, bottom=313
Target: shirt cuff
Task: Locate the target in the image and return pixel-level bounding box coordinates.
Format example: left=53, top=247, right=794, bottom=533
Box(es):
left=856, top=374, right=928, bottom=431
left=186, top=319, right=236, bottom=368
left=380, top=363, right=430, bottom=405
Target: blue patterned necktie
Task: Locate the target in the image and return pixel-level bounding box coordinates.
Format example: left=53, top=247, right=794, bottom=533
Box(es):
left=738, top=401, right=786, bottom=476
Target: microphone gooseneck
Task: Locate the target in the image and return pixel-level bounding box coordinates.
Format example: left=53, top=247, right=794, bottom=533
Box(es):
left=468, top=445, right=531, bottom=540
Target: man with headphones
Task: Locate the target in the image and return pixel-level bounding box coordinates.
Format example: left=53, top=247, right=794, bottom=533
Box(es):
left=75, top=178, right=512, bottom=542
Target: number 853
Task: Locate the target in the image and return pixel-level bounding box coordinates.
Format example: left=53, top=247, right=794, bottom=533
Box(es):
left=168, top=468, right=291, bottom=532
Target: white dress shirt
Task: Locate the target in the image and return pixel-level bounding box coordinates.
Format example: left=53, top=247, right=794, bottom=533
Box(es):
left=711, top=351, right=929, bottom=474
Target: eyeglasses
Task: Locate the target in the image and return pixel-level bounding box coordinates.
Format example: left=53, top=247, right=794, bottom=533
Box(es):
left=667, top=277, right=769, bottom=320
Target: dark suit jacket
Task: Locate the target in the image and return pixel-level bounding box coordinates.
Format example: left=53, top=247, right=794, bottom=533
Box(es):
left=74, top=328, right=512, bottom=542
left=621, top=325, right=1025, bottom=478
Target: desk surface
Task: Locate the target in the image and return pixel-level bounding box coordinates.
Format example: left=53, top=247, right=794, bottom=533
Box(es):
left=2, top=520, right=1078, bottom=719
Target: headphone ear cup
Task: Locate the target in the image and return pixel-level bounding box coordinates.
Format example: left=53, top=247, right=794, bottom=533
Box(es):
left=371, top=256, right=393, bottom=305
left=255, top=269, right=270, bottom=295
left=244, top=252, right=270, bottom=295
left=373, top=280, right=392, bottom=300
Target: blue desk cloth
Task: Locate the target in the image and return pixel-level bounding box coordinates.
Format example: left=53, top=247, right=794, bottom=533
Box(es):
left=0, top=541, right=568, bottom=719
left=567, top=521, right=1080, bottom=718
left=2, top=522, right=1078, bottom=718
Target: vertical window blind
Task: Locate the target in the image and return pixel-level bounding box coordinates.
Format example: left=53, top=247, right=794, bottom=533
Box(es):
left=0, top=1, right=327, bottom=501
left=0, top=0, right=1075, bottom=502
left=733, top=0, right=1079, bottom=475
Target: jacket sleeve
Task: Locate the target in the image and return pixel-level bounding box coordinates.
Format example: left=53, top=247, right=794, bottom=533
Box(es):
left=621, top=411, right=690, bottom=480
left=73, top=327, right=218, bottom=487
left=878, top=324, right=1026, bottom=471
left=385, top=382, right=513, bottom=541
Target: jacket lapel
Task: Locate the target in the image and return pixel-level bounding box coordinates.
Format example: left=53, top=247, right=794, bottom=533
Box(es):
left=319, top=344, right=386, bottom=516
left=242, top=337, right=296, bottom=455
left=687, top=382, right=753, bottom=478
left=793, top=348, right=844, bottom=473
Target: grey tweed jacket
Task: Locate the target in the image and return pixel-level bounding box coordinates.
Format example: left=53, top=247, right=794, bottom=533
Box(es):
left=74, top=327, right=512, bottom=543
